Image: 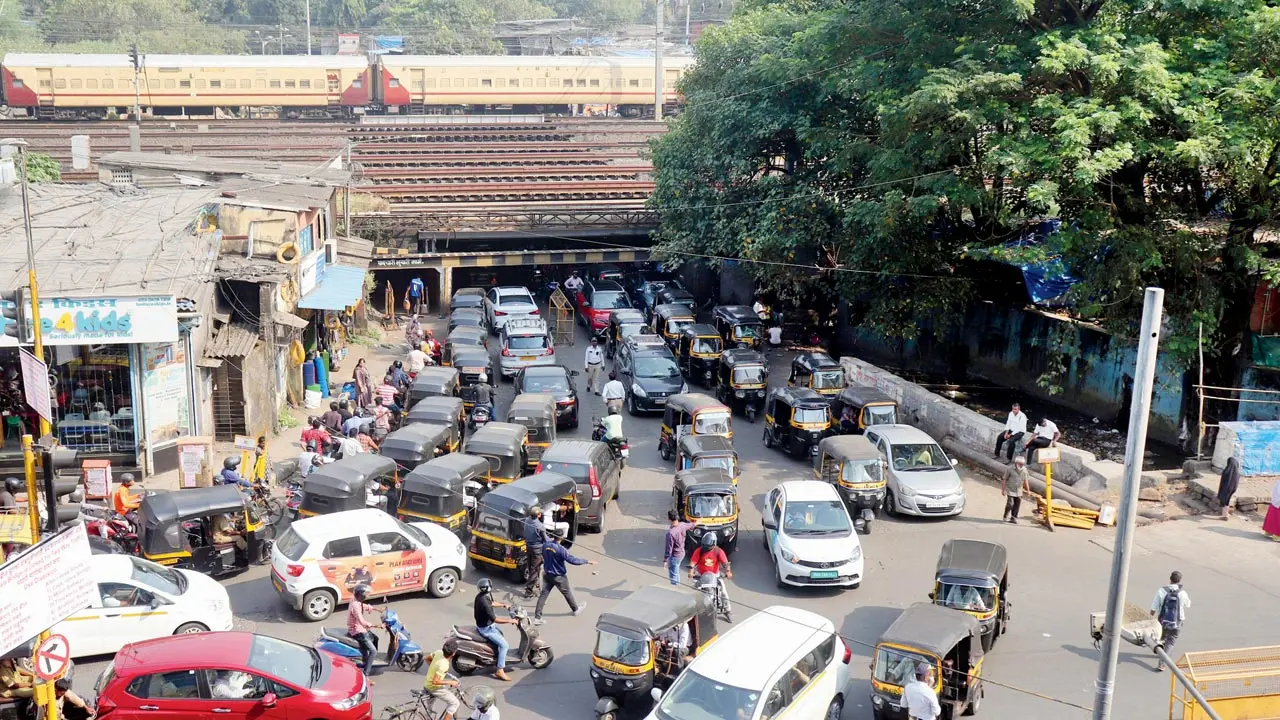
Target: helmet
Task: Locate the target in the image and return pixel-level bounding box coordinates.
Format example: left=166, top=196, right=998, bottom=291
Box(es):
left=608, top=406, right=619, bottom=416
left=353, top=584, right=370, bottom=602
left=394, top=360, right=403, bottom=369
left=477, top=577, right=493, bottom=595
left=4, top=477, right=22, bottom=494
left=223, top=457, right=241, bottom=471
left=119, top=473, right=136, bottom=485
left=700, top=531, right=718, bottom=551
left=442, top=638, right=459, bottom=656
left=339, top=399, right=349, bottom=409
left=471, top=686, right=497, bottom=712
left=306, top=440, right=317, bottom=452
left=478, top=373, right=488, bottom=384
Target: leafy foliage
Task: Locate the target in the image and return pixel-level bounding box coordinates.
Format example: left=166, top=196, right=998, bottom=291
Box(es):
left=21, top=153, right=61, bottom=182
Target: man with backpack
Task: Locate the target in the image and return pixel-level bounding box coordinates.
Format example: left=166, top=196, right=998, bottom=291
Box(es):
left=1150, top=570, right=1191, bottom=671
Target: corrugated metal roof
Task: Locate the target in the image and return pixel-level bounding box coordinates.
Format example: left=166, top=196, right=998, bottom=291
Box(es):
left=204, top=323, right=258, bottom=358
left=98, top=152, right=349, bottom=186
left=337, top=236, right=375, bottom=270
left=298, top=264, right=367, bottom=310
left=273, top=312, right=309, bottom=329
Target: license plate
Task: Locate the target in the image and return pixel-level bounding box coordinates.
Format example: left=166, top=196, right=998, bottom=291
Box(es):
left=810, top=570, right=838, bottom=579
left=653, top=398, right=666, bottom=405
left=520, top=356, right=536, bottom=362
left=620, top=447, right=630, bottom=458
left=925, top=501, right=950, bottom=509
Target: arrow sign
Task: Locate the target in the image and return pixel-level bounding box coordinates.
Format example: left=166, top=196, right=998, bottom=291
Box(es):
left=33, top=634, right=71, bottom=681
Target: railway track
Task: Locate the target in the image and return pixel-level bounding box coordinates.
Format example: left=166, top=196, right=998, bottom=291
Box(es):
left=361, top=165, right=650, bottom=182
left=372, top=179, right=656, bottom=203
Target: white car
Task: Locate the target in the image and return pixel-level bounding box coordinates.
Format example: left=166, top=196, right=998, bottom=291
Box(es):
left=270, top=508, right=465, bottom=621
left=762, top=481, right=864, bottom=589
left=648, top=605, right=852, bottom=720
left=483, top=286, right=540, bottom=334
left=498, top=318, right=555, bottom=377
left=865, top=424, right=966, bottom=517
left=53, top=554, right=233, bottom=658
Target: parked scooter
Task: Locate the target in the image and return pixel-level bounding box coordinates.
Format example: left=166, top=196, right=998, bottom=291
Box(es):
left=450, top=593, right=554, bottom=674
left=315, top=609, right=425, bottom=673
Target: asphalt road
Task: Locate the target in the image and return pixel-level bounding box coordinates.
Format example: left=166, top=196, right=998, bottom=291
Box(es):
left=70, top=314, right=1280, bottom=720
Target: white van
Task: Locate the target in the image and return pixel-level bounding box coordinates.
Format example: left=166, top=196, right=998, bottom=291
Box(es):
left=270, top=508, right=465, bottom=621
left=648, top=605, right=852, bottom=720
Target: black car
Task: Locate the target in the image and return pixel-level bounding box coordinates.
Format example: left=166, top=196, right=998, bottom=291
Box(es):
left=623, top=270, right=682, bottom=317
left=515, top=364, right=580, bottom=429
left=616, top=339, right=686, bottom=415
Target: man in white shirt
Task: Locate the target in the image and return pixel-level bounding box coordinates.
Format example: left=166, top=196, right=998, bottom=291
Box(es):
left=994, top=402, right=1027, bottom=463
left=903, top=663, right=941, bottom=720
left=752, top=298, right=769, bottom=321
left=766, top=325, right=783, bottom=347
left=406, top=346, right=429, bottom=373
left=564, top=271, right=584, bottom=293
left=602, top=371, right=626, bottom=413
left=1150, top=570, right=1191, bottom=671
left=1026, top=417, right=1060, bottom=458
left=584, top=338, right=605, bottom=393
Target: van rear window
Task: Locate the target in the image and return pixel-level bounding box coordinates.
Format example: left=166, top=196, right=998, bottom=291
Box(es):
left=275, top=527, right=307, bottom=561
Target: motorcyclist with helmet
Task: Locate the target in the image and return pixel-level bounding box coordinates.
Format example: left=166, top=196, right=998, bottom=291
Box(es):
left=388, top=360, right=411, bottom=392
left=218, top=457, right=252, bottom=490
left=1, top=476, right=22, bottom=511
left=688, top=532, right=732, bottom=616
left=473, top=373, right=495, bottom=423
left=473, top=578, right=517, bottom=682
left=347, top=584, right=382, bottom=674
left=110, top=473, right=144, bottom=527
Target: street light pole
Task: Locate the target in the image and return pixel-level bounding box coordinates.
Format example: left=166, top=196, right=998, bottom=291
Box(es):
left=653, top=0, right=663, bottom=121
left=305, top=0, right=312, bottom=55
left=1092, top=287, right=1165, bottom=720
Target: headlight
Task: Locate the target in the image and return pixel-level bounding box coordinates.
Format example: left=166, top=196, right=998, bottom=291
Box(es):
left=591, top=669, right=600, bottom=679
left=704, top=371, right=712, bottom=378
left=779, top=547, right=798, bottom=563
left=734, top=390, right=745, bottom=398
left=850, top=545, right=863, bottom=562
left=897, top=484, right=918, bottom=497
left=873, top=696, right=884, bottom=707
left=757, top=390, right=766, bottom=398
left=632, top=384, right=648, bottom=397
left=625, top=680, right=635, bottom=689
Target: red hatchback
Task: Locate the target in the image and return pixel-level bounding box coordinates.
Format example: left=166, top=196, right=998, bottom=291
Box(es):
left=95, top=632, right=371, bottom=720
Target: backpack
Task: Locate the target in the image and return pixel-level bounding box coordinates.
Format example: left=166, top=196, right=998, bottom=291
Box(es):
left=1158, top=585, right=1181, bottom=626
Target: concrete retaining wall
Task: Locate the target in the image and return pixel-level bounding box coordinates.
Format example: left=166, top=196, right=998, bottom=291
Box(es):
left=840, top=356, right=1123, bottom=496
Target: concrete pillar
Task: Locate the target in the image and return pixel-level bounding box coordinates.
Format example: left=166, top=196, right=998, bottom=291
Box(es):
left=438, top=266, right=453, bottom=319
left=71, top=135, right=90, bottom=170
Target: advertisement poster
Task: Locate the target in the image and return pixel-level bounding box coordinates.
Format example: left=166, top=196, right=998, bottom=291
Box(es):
left=319, top=550, right=425, bottom=600
left=141, top=342, right=191, bottom=448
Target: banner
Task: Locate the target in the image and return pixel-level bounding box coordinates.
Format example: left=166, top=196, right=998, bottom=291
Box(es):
left=141, top=341, right=192, bottom=448
left=319, top=550, right=426, bottom=600
left=0, top=295, right=178, bottom=347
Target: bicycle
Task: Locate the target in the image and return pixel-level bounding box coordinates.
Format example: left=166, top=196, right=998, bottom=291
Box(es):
left=381, top=685, right=470, bottom=720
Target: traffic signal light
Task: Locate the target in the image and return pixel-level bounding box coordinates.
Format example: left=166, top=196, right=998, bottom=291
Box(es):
left=41, top=445, right=81, bottom=532
left=1, top=288, right=26, bottom=342
left=129, top=45, right=140, bottom=70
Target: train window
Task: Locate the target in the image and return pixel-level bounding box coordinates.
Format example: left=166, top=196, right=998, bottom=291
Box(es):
left=388, top=78, right=400, bottom=88
left=39, top=78, right=50, bottom=88
left=70, top=79, right=82, bottom=89
left=180, top=80, right=191, bottom=88
left=300, top=79, right=311, bottom=88
left=522, top=78, right=531, bottom=87
left=285, top=80, right=296, bottom=88
left=589, top=79, right=599, bottom=87
left=425, top=78, right=436, bottom=88
left=562, top=79, right=572, bottom=87
left=351, top=77, right=363, bottom=89
left=629, top=79, right=640, bottom=87
left=467, top=78, right=478, bottom=88
left=510, top=78, right=519, bottom=87
left=482, top=79, right=493, bottom=87
left=12, top=78, right=23, bottom=88
left=411, top=79, right=423, bottom=90
left=242, top=79, right=252, bottom=89
left=162, top=79, right=174, bottom=89
left=86, top=79, right=98, bottom=89
left=576, top=79, right=586, bottom=87
left=665, top=80, right=674, bottom=88
left=102, top=79, right=113, bottom=88
left=642, top=78, right=652, bottom=88
left=536, top=78, right=546, bottom=88
left=270, top=79, right=281, bottom=88
left=454, top=78, right=465, bottom=88
left=496, top=79, right=507, bottom=88
left=54, top=79, right=66, bottom=89
left=210, top=80, right=221, bottom=88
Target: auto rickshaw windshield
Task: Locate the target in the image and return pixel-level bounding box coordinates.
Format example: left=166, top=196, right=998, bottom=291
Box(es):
left=666, top=318, right=694, bottom=334
left=813, top=369, right=845, bottom=389
left=874, top=646, right=934, bottom=687
left=693, top=456, right=737, bottom=476
left=732, top=366, right=765, bottom=384
left=841, top=459, right=883, bottom=484
left=733, top=324, right=760, bottom=340
left=636, top=356, right=681, bottom=378
left=525, top=425, right=554, bottom=443
left=692, top=337, right=722, bottom=355
left=688, top=493, right=735, bottom=518
left=866, top=405, right=897, bottom=425
left=937, top=582, right=995, bottom=613
left=794, top=407, right=830, bottom=424
left=891, top=443, right=950, bottom=471
left=693, top=411, right=731, bottom=435
left=595, top=630, right=650, bottom=665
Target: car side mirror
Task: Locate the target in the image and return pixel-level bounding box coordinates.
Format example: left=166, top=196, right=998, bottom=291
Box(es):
left=260, top=692, right=277, bottom=708
left=951, top=458, right=959, bottom=467
left=150, top=596, right=163, bottom=609
left=761, top=516, right=777, bottom=530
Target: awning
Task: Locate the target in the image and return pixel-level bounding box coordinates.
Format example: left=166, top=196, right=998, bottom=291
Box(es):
left=298, top=264, right=367, bottom=310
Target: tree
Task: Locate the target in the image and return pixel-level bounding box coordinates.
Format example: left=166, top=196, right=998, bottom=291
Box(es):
left=546, top=0, right=642, bottom=29
left=37, top=0, right=246, bottom=52
left=22, top=153, right=61, bottom=182
left=373, top=0, right=504, bottom=53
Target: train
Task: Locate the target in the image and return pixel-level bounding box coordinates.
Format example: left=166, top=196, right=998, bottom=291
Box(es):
left=0, top=52, right=697, bottom=120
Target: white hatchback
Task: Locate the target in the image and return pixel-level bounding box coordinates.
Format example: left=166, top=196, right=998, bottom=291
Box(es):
left=270, top=508, right=466, bottom=621
left=484, top=286, right=540, bottom=334
left=762, top=481, right=864, bottom=589
left=52, top=554, right=233, bottom=659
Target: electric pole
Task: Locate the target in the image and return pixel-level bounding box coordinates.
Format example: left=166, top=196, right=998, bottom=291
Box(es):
left=654, top=0, right=664, bottom=121
left=305, top=0, right=312, bottom=55
left=130, top=44, right=142, bottom=142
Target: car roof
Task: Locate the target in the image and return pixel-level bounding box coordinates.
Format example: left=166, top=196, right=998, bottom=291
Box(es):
left=523, top=364, right=567, bottom=377
left=690, top=606, right=834, bottom=690
left=290, top=507, right=400, bottom=538
left=589, top=280, right=625, bottom=292
left=495, top=286, right=533, bottom=296
left=867, top=424, right=939, bottom=444
left=114, top=631, right=255, bottom=674
left=778, top=480, right=842, bottom=502
left=541, top=440, right=604, bottom=462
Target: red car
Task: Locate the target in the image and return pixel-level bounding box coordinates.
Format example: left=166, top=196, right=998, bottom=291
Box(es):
left=95, top=632, right=371, bottom=720
left=575, top=280, right=635, bottom=331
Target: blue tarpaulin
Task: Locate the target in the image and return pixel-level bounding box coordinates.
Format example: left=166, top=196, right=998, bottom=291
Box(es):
left=1216, top=421, right=1280, bottom=476
left=373, top=36, right=404, bottom=54
left=298, top=264, right=366, bottom=310
left=994, top=219, right=1081, bottom=306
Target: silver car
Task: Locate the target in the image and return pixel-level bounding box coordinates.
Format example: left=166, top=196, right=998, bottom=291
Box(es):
left=863, top=425, right=966, bottom=517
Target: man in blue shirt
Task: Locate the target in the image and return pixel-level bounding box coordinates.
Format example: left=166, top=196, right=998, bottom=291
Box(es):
left=219, top=457, right=252, bottom=489
left=408, top=276, right=425, bottom=315
left=532, top=533, right=596, bottom=624
left=522, top=507, right=548, bottom=599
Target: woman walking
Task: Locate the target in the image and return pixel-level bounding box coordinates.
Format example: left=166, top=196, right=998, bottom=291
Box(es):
left=354, top=357, right=373, bottom=408
left=1217, top=456, right=1240, bottom=519
left=1263, top=476, right=1280, bottom=542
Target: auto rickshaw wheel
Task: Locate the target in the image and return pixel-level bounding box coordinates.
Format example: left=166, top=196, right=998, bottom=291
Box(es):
left=763, top=428, right=774, bottom=448
left=598, top=711, right=618, bottom=720
left=302, top=588, right=337, bottom=621
left=981, top=628, right=996, bottom=652
left=884, top=490, right=898, bottom=517
left=529, top=647, right=554, bottom=669
left=660, top=442, right=672, bottom=461
left=963, top=684, right=983, bottom=715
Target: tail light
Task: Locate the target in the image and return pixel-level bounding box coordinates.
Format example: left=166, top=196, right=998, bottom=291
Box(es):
left=840, top=636, right=852, bottom=664
left=589, top=466, right=601, bottom=500
left=96, top=697, right=117, bottom=718
left=530, top=309, right=540, bottom=315
left=494, top=310, right=507, bottom=316
left=286, top=564, right=305, bottom=577
left=501, top=348, right=512, bottom=356
left=535, top=463, right=544, bottom=472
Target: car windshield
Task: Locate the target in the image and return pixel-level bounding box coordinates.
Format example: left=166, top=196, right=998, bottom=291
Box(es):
left=399, top=520, right=431, bottom=547
left=891, top=443, right=951, bottom=471
left=130, top=557, right=186, bottom=595
left=666, top=318, right=694, bottom=334
left=498, top=292, right=534, bottom=306
left=692, top=337, right=722, bottom=355
left=731, top=366, right=765, bottom=385
left=618, top=324, right=650, bottom=339
left=693, top=411, right=731, bottom=435
left=693, top=456, right=736, bottom=476
left=508, top=335, right=549, bottom=350
left=525, top=374, right=568, bottom=393
left=732, top=324, right=760, bottom=339
left=874, top=647, right=934, bottom=688
left=595, top=630, right=650, bottom=665
left=636, top=357, right=681, bottom=379
left=937, top=582, right=996, bottom=612
left=795, top=407, right=830, bottom=424
left=840, top=459, right=883, bottom=485
left=247, top=635, right=320, bottom=688
left=656, top=670, right=760, bottom=720
left=813, top=370, right=845, bottom=389
left=594, top=291, right=631, bottom=309
left=688, top=493, right=735, bottom=518
left=782, top=500, right=851, bottom=536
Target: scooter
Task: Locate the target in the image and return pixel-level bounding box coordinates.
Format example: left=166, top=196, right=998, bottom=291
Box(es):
left=696, top=571, right=732, bottom=623
left=591, top=418, right=630, bottom=466
left=284, top=480, right=303, bottom=521
left=82, top=506, right=140, bottom=555
left=468, top=404, right=492, bottom=431
left=315, top=609, right=425, bottom=673
left=451, top=594, right=554, bottom=674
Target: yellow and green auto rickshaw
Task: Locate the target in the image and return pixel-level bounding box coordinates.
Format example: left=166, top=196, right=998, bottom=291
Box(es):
left=403, top=396, right=465, bottom=453
left=652, top=303, right=696, bottom=353
left=932, top=539, right=1010, bottom=651
left=763, top=386, right=833, bottom=459
left=830, top=386, right=899, bottom=435
left=814, top=434, right=886, bottom=533
left=506, top=393, right=558, bottom=469
left=871, top=602, right=985, bottom=720
left=138, top=485, right=271, bottom=576
left=672, top=468, right=739, bottom=555
left=674, top=433, right=739, bottom=485
left=469, top=472, right=579, bottom=582
left=397, top=452, right=491, bottom=542
left=409, top=366, right=461, bottom=407
left=714, top=348, right=768, bottom=422
left=789, top=351, right=847, bottom=397
left=463, top=422, right=530, bottom=486
left=592, top=584, right=720, bottom=720
left=658, top=393, right=733, bottom=462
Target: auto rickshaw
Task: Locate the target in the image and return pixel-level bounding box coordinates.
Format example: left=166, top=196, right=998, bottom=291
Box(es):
left=672, top=468, right=739, bottom=555
left=138, top=485, right=270, bottom=576
left=403, top=395, right=465, bottom=452
left=409, top=366, right=461, bottom=406
left=674, top=434, right=739, bottom=485
left=299, top=454, right=398, bottom=517
left=814, top=435, right=886, bottom=533
left=676, top=323, right=724, bottom=388
left=506, top=393, right=557, bottom=469
left=655, top=286, right=697, bottom=316
left=652, top=303, right=696, bottom=352
left=658, top=393, right=733, bottom=462
left=448, top=307, right=486, bottom=333
left=454, top=347, right=494, bottom=412
left=469, top=472, right=579, bottom=582
left=871, top=602, right=985, bottom=720
left=450, top=287, right=486, bottom=312
left=789, top=350, right=847, bottom=397
left=397, top=453, right=491, bottom=542
left=715, top=348, right=768, bottom=422
left=443, top=325, right=488, bottom=366
left=463, top=422, right=530, bottom=486
left=592, top=584, right=720, bottom=720
left=830, top=386, right=899, bottom=435
left=763, top=386, right=833, bottom=458
left=711, top=305, right=763, bottom=350
left=380, top=423, right=452, bottom=477
left=606, top=308, right=646, bottom=359
left=932, top=539, right=1010, bottom=651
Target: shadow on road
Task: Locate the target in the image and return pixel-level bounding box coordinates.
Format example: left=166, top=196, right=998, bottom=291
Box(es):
left=500, top=651, right=597, bottom=718
left=1060, top=643, right=1158, bottom=672
left=601, top=526, right=667, bottom=569
left=615, top=488, right=675, bottom=524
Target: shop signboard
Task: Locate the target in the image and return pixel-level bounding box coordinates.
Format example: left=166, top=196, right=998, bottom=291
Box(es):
left=141, top=342, right=192, bottom=449
left=0, top=295, right=177, bottom=348
left=299, top=250, right=327, bottom=297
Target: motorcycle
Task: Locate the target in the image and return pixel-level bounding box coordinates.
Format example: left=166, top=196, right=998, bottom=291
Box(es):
left=315, top=609, right=425, bottom=673
left=696, top=571, right=732, bottom=623
left=591, top=417, right=630, bottom=467
left=249, top=479, right=285, bottom=525
left=284, top=480, right=303, bottom=521
left=82, top=505, right=140, bottom=555
left=451, top=593, right=554, bottom=674
left=468, top=404, right=492, bottom=432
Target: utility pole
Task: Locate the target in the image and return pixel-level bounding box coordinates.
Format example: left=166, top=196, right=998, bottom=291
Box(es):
left=654, top=0, right=664, bottom=121
left=1092, top=287, right=1165, bottom=720
left=685, top=1, right=691, bottom=45
left=343, top=142, right=352, bottom=235
left=130, top=44, right=143, bottom=142
left=279, top=23, right=286, bottom=55
left=305, top=0, right=312, bottom=55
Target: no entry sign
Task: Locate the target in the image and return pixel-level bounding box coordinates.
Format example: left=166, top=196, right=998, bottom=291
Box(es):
left=33, top=634, right=71, bottom=680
